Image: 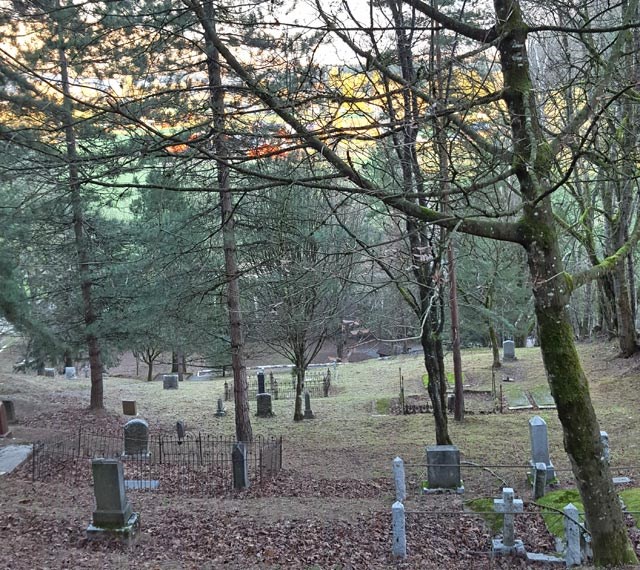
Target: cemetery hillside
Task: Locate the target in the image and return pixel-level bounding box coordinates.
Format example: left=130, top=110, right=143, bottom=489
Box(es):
left=2, top=339, right=640, bottom=568
left=2, top=0, right=640, bottom=567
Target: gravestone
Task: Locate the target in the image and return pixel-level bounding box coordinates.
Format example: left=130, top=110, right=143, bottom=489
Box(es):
left=123, top=418, right=149, bottom=457
left=503, top=340, right=516, bottom=360
left=215, top=398, right=227, bottom=417
left=273, top=379, right=279, bottom=400
left=393, top=457, right=406, bottom=502
left=492, top=487, right=525, bottom=556
left=533, top=462, right=547, bottom=500
left=2, top=400, right=15, bottom=424
left=257, top=370, right=266, bottom=394
left=392, top=501, right=407, bottom=559
left=303, top=391, right=315, bottom=419
left=600, top=431, right=610, bottom=465
left=425, top=445, right=463, bottom=492
left=44, top=368, right=55, bottom=378
left=232, top=442, right=249, bottom=489
left=65, top=366, right=77, bottom=379
left=256, top=393, right=274, bottom=418
left=87, top=459, right=139, bottom=539
left=0, top=403, right=12, bottom=438
left=83, top=365, right=89, bottom=379
left=529, top=415, right=555, bottom=481
left=163, top=374, right=179, bottom=390
left=564, top=503, right=582, bottom=567
left=176, top=420, right=186, bottom=441
left=122, top=401, right=137, bottom=416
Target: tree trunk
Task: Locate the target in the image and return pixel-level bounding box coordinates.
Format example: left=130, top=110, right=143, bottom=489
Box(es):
left=146, top=360, right=153, bottom=382
left=293, top=364, right=304, bottom=422
left=421, top=311, right=451, bottom=445
left=447, top=239, right=464, bottom=421
left=57, top=28, right=104, bottom=410
left=202, top=0, right=252, bottom=442
left=488, top=324, right=501, bottom=369
left=494, top=0, right=636, bottom=561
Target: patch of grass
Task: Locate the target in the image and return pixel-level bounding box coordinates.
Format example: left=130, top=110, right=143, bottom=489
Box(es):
left=620, top=488, right=640, bottom=528
left=536, top=489, right=583, bottom=539
left=502, top=384, right=531, bottom=408
left=375, top=398, right=390, bottom=414
left=465, top=497, right=503, bottom=533
left=422, top=372, right=454, bottom=389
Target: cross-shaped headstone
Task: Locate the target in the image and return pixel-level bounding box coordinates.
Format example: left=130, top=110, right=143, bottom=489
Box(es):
left=494, top=487, right=523, bottom=548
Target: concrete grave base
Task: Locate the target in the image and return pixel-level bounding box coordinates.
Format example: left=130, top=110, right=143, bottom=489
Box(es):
left=526, top=552, right=563, bottom=565
left=421, top=483, right=464, bottom=495
left=491, top=538, right=526, bottom=557
left=86, top=512, right=140, bottom=543
left=613, top=476, right=632, bottom=485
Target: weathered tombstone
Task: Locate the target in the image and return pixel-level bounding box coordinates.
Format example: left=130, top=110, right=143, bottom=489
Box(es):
left=44, top=367, right=55, bottom=378
left=257, top=370, right=266, bottom=394
left=176, top=420, right=186, bottom=442
left=564, top=503, right=582, bottom=567
left=425, top=445, right=462, bottom=492
left=533, top=462, right=547, bottom=500
left=303, top=391, right=315, bottom=419
left=503, top=340, right=516, bottom=360
left=447, top=394, right=456, bottom=413
left=392, top=501, right=407, bottom=559
left=600, top=430, right=610, bottom=465
left=529, top=416, right=555, bottom=481
left=273, top=379, right=279, bottom=400
left=492, top=487, right=525, bottom=556
left=215, top=398, right=227, bottom=417
left=2, top=400, right=15, bottom=424
left=123, top=419, right=149, bottom=458
left=163, top=374, right=179, bottom=390
left=83, top=365, right=89, bottom=379
left=393, top=457, right=406, bottom=502
left=87, top=458, right=139, bottom=539
left=64, top=366, right=77, bottom=379
left=122, top=400, right=137, bottom=416
left=224, top=381, right=230, bottom=402
left=232, top=442, right=249, bottom=489
left=256, top=393, right=274, bottom=418
left=0, top=402, right=12, bottom=438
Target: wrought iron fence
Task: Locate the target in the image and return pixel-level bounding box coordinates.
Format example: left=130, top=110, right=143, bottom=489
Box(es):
left=226, top=368, right=333, bottom=401
left=31, top=428, right=282, bottom=495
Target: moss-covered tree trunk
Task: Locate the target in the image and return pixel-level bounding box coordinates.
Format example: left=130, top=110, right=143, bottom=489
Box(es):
left=495, top=0, right=637, bottom=562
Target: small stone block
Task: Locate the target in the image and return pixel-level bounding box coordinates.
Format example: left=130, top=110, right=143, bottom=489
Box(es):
left=163, top=374, right=179, bottom=389
left=124, top=480, right=159, bottom=490
left=87, top=512, right=140, bottom=543
left=64, top=366, right=77, bottom=379
left=122, top=401, right=137, bottom=416
left=1, top=400, right=15, bottom=423
left=526, top=552, right=563, bottom=564
left=613, top=476, right=632, bottom=485
left=492, top=538, right=525, bottom=557
left=44, top=368, right=55, bottom=377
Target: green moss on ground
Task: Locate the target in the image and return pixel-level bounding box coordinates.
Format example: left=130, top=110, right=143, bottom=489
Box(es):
left=620, top=489, right=640, bottom=528
left=375, top=398, right=390, bottom=414
left=536, top=489, right=583, bottom=539
left=465, top=497, right=503, bottom=534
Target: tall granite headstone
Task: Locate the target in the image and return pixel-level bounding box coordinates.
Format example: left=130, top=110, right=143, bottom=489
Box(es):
left=503, top=340, right=516, bottom=360
left=256, top=393, right=274, bottom=418
left=529, top=415, right=555, bottom=481
left=257, top=370, right=266, bottom=394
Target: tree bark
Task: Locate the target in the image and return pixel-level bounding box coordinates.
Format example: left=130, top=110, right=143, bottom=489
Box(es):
left=201, top=0, right=252, bottom=442
left=57, top=22, right=104, bottom=410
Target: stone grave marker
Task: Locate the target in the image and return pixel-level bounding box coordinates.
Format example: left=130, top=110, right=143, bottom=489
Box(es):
left=564, top=503, right=582, bottom=567
left=257, top=370, right=266, bottom=394
left=393, top=457, right=406, bottom=502
left=44, top=368, right=55, bottom=377
left=214, top=398, right=226, bottom=417
left=503, top=340, right=516, bottom=360
left=392, top=501, right=407, bottom=559
left=600, top=431, right=610, bottom=465
left=123, top=418, right=149, bottom=458
left=176, top=420, right=186, bottom=442
left=272, top=379, right=279, bottom=400
left=2, top=400, right=15, bottom=424
left=303, top=390, right=315, bottom=419
left=163, top=374, right=179, bottom=390
left=425, top=445, right=463, bottom=492
left=0, top=403, right=12, bottom=438
left=87, top=458, right=139, bottom=540
left=232, top=442, right=249, bottom=489
left=492, top=487, right=525, bottom=556
left=256, top=393, right=274, bottom=418
left=529, top=415, right=555, bottom=481
left=65, top=366, right=77, bottom=379
left=122, top=401, right=137, bottom=416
